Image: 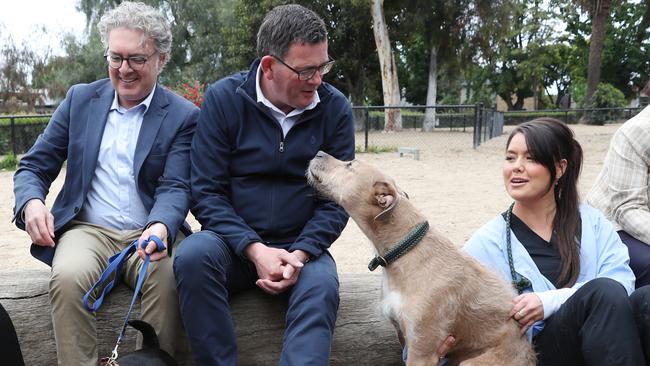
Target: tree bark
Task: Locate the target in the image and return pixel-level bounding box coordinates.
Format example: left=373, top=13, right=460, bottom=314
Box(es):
left=0, top=270, right=403, bottom=365
left=423, top=44, right=439, bottom=132
left=369, top=0, right=402, bottom=132
left=585, top=0, right=612, bottom=107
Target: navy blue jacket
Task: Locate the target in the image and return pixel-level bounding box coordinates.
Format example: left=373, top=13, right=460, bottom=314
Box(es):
left=191, top=60, right=355, bottom=258
left=13, top=79, right=198, bottom=265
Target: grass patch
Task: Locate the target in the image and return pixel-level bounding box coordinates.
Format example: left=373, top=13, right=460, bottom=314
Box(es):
left=0, top=153, right=18, bottom=170
left=356, top=145, right=398, bottom=153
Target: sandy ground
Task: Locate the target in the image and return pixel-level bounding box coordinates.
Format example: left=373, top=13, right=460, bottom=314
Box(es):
left=0, top=123, right=621, bottom=274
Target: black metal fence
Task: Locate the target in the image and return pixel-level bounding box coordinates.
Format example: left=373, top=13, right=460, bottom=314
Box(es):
left=352, top=104, right=503, bottom=152
left=0, top=115, right=50, bottom=155
left=1, top=105, right=642, bottom=157
left=502, top=106, right=642, bottom=125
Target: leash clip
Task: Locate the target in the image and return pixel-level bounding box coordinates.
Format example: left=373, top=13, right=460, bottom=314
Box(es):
left=100, top=347, right=120, bottom=366
left=111, top=344, right=119, bottom=361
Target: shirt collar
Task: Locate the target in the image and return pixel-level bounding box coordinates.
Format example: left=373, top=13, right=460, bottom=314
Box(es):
left=255, top=64, right=319, bottom=117
left=110, top=84, right=157, bottom=113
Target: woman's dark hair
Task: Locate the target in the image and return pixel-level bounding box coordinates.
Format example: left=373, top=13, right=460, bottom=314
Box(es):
left=506, top=117, right=583, bottom=288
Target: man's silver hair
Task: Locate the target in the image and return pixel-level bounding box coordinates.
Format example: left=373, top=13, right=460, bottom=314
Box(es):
left=98, top=1, right=172, bottom=67
left=257, top=4, right=327, bottom=59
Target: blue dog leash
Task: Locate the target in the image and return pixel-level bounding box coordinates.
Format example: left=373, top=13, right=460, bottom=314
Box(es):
left=83, top=235, right=166, bottom=363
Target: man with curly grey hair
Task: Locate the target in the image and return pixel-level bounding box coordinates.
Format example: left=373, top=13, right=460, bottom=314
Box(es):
left=13, top=2, right=197, bottom=365
left=174, top=3, right=354, bottom=365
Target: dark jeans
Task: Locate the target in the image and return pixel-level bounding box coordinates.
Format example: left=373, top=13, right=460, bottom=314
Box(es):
left=534, top=278, right=649, bottom=366
left=618, top=230, right=650, bottom=288
left=0, top=302, right=24, bottom=366
left=174, top=230, right=340, bottom=366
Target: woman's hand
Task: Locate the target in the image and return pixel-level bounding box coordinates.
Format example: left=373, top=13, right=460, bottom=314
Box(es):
left=510, top=293, right=544, bottom=335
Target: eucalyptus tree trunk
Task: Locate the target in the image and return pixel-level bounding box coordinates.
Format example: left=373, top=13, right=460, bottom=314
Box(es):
left=423, top=44, right=439, bottom=132
left=370, top=0, right=402, bottom=132
left=585, top=0, right=612, bottom=107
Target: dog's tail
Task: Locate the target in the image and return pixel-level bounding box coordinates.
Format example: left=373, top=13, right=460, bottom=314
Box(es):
left=128, top=320, right=160, bottom=349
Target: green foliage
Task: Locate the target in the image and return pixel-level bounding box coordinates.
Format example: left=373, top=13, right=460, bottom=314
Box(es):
left=0, top=26, right=48, bottom=113
left=569, top=78, right=587, bottom=107
left=0, top=153, right=17, bottom=170
left=591, top=83, right=627, bottom=109
left=223, top=0, right=380, bottom=106
left=390, top=0, right=515, bottom=105
left=567, top=79, right=628, bottom=125
left=0, top=115, right=50, bottom=125
left=31, top=30, right=106, bottom=102
left=0, top=115, right=50, bottom=154
left=555, top=0, right=650, bottom=100
left=74, top=0, right=237, bottom=86
left=480, top=1, right=557, bottom=110
left=10, top=0, right=650, bottom=116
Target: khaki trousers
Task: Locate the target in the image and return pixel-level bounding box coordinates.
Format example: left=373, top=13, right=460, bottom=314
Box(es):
left=49, top=221, right=184, bottom=366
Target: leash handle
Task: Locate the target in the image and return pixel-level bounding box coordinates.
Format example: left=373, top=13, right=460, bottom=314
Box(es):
left=82, top=235, right=166, bottom=312
left=140, top=234, right=166, bottom=252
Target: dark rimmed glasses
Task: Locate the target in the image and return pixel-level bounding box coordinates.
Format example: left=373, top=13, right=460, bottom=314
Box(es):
left=105, top=51, right=158, bottom=70
left=271, top=55, right=335, bottom=81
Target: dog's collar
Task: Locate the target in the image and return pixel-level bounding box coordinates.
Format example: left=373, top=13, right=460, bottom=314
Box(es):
left=368, top=221, right=429, bottom=271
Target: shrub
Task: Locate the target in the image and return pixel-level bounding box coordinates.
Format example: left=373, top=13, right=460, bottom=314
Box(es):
left=0, top=153, right=18, bottom=170
left=585, top=83, right=628, bottom=125
left=591, top=83, right=627, bottom=109
left=171, top=81, right=205, bottom=108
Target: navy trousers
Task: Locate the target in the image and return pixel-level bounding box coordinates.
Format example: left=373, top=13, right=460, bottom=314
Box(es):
left=174, top=230, right=340, bottom=366
left=618, top=230, right=650, bottom=288
left=533, top=278, right=648, bottom=366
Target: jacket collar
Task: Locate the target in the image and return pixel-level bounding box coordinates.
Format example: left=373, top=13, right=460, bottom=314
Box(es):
left=135, top=84, right=168, bottom=175
left=238, top=58, right=333, bottom=108
left=82, top=80, right=114, bottom=190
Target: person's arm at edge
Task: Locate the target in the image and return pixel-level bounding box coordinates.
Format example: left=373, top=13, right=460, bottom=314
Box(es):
left=13, top=85, right=73, bottom=230
left=608, top=127, right=650, bottom=244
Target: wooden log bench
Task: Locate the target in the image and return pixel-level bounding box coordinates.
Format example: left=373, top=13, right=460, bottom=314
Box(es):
left=0, top=270, right=403, bottom=365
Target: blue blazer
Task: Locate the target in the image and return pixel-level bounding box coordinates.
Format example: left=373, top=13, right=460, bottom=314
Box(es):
left=13, top=79, right=199, bottom=266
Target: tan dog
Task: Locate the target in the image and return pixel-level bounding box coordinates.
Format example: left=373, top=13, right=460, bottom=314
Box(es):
left=307, top=151, right=535, bottom=366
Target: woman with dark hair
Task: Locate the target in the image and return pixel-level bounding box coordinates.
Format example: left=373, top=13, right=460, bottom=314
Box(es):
left=463, top=118, right=650, bottom=365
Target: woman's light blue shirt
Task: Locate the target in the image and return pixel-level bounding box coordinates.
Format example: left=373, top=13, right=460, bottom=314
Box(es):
left=463, top=203, right=635, bottom=339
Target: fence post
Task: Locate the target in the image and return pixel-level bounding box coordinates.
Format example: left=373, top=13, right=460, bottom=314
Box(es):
left=364, top=107, right=369, bottom=152
left=10, top=116, right=17, bottom=156
left=473, top=103, right=483, bottom=149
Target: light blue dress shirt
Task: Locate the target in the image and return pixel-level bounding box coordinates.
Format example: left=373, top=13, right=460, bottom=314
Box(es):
left=76, top=87, right=156, bottom=230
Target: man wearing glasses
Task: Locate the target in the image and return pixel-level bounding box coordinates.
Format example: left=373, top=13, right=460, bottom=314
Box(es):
left=174, top=4, right=354, bottom=365
left=12, top=2, right=197, bottom=364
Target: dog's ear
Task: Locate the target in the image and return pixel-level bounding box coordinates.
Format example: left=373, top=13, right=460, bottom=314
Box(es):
left=373, top=181, right=400, bottom=220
